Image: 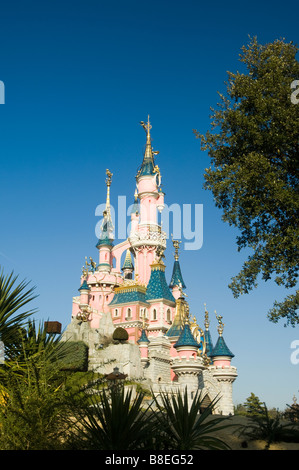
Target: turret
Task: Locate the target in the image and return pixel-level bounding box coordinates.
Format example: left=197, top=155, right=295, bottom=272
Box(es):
left=129, top=117, right=166, bottom=284
left=209, top=311, right=238, bottom=415
left=169, top=238, right=186, bottom=300
left=210, top=311, right=234, bottom=367
left=137, top=315, right=150, bottom=367
left=78, top=279, right=90, bottom=306
left=122, top=249, right=134, bottom=280
left=173, top=319, right=200, bottom=359
left=96, top=169, right=114, bottom=272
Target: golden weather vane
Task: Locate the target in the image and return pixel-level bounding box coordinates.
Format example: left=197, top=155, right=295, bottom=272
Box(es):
left=215, top=310, right=225, bottom=336
left=171, top=234, right=181, bottom=261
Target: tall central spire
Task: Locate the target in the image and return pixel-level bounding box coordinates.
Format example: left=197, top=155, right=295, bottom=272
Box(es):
left=137, top=115, right=159, bottom=179
left=96, top=169, right=114, bottom=246
left=143, top=114, right=152, bottom=160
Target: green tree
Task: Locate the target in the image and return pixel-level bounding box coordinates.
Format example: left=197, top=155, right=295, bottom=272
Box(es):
left=194, top=37, right=299, bottom=326
left=0, top=318, right=94, bottom=450
left=239, top=402, right=299, bottom=449
left=244, top=392, right=265, bottom=415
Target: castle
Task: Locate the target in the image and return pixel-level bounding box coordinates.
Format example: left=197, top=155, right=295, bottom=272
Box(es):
left=63, top=116, right=237, bottom=415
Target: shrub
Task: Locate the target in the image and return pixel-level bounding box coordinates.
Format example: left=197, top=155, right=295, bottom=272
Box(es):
left=112, top=327, right=129, bottom=342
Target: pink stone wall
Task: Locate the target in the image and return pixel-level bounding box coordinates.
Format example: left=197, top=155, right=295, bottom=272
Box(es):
left=213, top=358, right=231, bottom=367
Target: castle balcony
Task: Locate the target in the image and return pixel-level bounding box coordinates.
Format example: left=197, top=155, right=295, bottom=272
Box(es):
left=129, top=227, right=166, bottom=249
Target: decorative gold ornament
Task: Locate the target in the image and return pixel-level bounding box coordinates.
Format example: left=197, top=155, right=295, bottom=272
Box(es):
left=215, top=310, right=225, bottom=336
left=171, top=235, right=181, bottom=261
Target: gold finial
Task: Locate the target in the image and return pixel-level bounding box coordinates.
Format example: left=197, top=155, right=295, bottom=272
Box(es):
left=215, top=310, right=225, bottom=336
left=140, top=114, right=152, bottom=143
left=204, top=303, right=210, bottom=330
left=106, top=169, right=113, bottom=186
left=171, top=234, right=181, bottom=261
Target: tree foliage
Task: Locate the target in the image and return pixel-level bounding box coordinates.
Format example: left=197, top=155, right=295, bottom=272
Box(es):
left=194, top=37, right=299, bottom=326
left=0, top=267, right=37, bottom=344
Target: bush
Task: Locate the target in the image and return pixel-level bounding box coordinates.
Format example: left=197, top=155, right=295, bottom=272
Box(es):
left=112, top=327, right=129, bottom=342
left=59, top=341, right=89, bottom=371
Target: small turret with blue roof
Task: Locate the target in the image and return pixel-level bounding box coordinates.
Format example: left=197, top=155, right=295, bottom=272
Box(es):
left=169, top=238, right=186, bottom=290
left=210, top=311, right=234, bottom=363
left=122, top=249, right=134, bottom=280
left=174, top=318, right=200, bottom=352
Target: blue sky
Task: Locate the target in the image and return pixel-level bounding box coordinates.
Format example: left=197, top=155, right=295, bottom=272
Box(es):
left=0, top=0, right=298, bottom=410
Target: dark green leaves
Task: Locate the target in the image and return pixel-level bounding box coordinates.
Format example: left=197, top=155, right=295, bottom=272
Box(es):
left=194, top=37, right=299, bottom=326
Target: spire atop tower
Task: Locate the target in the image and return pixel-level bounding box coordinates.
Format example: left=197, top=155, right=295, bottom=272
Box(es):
left=142, top=114, right=152, bottom=158
left=215, top=310, right=224, bottom=337
left=96, top=169, right=114, bottom=247
left=204, top=304, right=210, bottom=330
left=169, top=237, right=186, bottom=290
left=137, top=115, right=159, bottom=178
left=203, top=304, right=214, bottom=358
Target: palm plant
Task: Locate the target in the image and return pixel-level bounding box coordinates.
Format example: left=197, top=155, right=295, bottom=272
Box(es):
left=0, top=267, right=37, bottom=346
left=68, top=384, right=159, bottom=450
left=152, top=388, right=233, bottom=450
left=0, top=321, right=79, bottom=450
left=238, top=402, right=299, bottom=449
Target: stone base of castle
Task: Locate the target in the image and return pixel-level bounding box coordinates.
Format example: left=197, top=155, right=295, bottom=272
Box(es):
left=62, top=318, right=237, bottom=415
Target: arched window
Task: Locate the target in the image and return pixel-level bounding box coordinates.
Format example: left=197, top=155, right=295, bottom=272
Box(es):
left=153, top=308, right=157, bottom=320
left=114, top=308, right=118, bottom=317
left=127, top=308, right=132, bottom=318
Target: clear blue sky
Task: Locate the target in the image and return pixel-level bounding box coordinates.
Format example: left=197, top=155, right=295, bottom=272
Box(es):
left=0, top=0, right=298, bottom=410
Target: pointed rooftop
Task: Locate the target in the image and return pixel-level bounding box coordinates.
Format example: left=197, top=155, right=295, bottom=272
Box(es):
left=96, top=169, right=114, bottom=248
left=203, top=305, right=214, bottom=357
left=169, top=238, right=186, bottom=289
left=174, top=320, right=200, bottom=349
left=78, top=279, right=90, bottom=291
left=145, top=258, right=175, bottom=303
left=136, top=115, right=158, bottom=179
left=122, top=249, right=134, bottom=271
left=137, top=328, right=150, bottom=344
left=211, top=336, right=234, bottom=358
left=210, top=311, right=234, bottom=358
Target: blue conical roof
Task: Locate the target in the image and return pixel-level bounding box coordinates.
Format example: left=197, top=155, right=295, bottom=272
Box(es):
left=210, top=336, right=234, bottom=358
left=204, top=329, right=214, bottom=357
left=78, top=280, right=90, bottom=291
left=146, top=262, right=175, bottom=303
left=137, top=329, right=150, bottom=344
left=174, top=323, right=200, bottom=349
left=169, top=260, right=186, bottom=289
